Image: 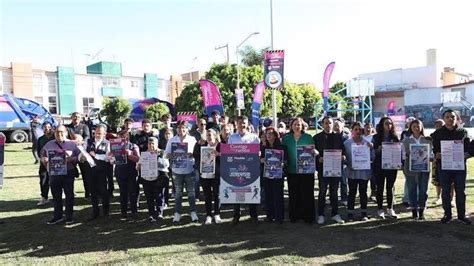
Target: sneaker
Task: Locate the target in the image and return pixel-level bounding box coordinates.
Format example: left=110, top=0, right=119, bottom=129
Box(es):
left=317, top=215, right=325, bottom=225
left=377, top=209, right=385, bottom=219
left=386, top=208, right=398, bottom=218
left=36, top=198, right=49, bottom=206
left=148, top=216, right=157, bottom=222
left=214, top=215, right=222, bottom=224
left=340, top=201, right=348, bottom=206
left=47, top=217, right=64, bottom=225
left=458, top=217, right=472, bottom=225
left=440, top=216, right=452, bottom=224
left=190, top=212, right=199, bottom=223
left=205, top=216, right=212, bottom=225
left=173, top=212, right=181, bottom=223
left=331, top=214, right=345, bottom=224
left=65, top=218, right=75, bottom=225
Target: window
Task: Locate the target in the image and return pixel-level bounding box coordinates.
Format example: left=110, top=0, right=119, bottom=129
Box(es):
left=103, top=78, right=120, bottom=87
left=33, top=74, right=43, bottom=94
left=82, top=97, right=95, bottom=114
left=131, top=80, right=138, bottom=87
left=48, top=96, right=57, bottom=114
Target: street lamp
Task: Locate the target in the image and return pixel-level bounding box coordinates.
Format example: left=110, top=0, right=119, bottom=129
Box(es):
left=236, top=32, right=260, bottom=116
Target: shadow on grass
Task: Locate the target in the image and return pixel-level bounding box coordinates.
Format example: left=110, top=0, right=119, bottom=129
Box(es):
left=0, top=197, right=473, bottom=264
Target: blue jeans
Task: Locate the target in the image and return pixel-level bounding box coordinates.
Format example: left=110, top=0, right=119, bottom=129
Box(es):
left=173, top=172, right=196, bottom=214
left=50, top=170, right=75, bottom=220
left=406, top=173, right=429, bottom=209
left=439, top=164, right=466, bottom=218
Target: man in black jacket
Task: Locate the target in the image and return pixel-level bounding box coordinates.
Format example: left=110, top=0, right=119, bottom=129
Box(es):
left=313, top=116, right=345, bottom=225
left=432, top=109, right=471, bottom=225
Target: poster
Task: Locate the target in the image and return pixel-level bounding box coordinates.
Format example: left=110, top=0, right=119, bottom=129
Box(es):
left=171, top=142, right=188, bottom=170
left=296, top=145, right=315, bottom=174
left=263, top=149, right=284, bottom=179
left=264, top=50, right=285, bottom=90
left=140, top=152, right=158, bottom=180
left=323, top=149, right=342, bottom=177
left=409, top=144, right=430, bottom=172
left=351, top=143, right=371, bottom=170
left=110, top=138, right=127, bottom=165
left=48, top=149, right=67, bottom=176
left=0, top=136, right=4, bottom=189
left=441, top=140, right=465, bottom=170
left=220, top=144, right=260, bottom=204
left=381, top=142, right=402, bottom=170
left=200, top=147, right=216, bottom=174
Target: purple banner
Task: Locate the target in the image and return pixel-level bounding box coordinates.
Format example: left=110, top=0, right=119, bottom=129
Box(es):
left=323, top=62, right=335, bottom=113
left=251, top=81, right=266, bottom=132
left=264, top=50, right=285, bottom=90
left=199, top=79, right=225, bottom=116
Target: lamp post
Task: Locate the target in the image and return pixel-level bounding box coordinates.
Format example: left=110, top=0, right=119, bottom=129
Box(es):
left=236, top=32, right=260, bottom=116
left=270, top=0, right=277, bottom=127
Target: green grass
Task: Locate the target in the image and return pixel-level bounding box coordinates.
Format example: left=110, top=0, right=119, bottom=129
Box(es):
left=1, top=143, right=474, bottom=264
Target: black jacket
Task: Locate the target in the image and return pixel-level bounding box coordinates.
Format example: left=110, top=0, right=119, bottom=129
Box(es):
left=431, top=125, right=470, bottom=164
left=313, top=131, right=344, bottom=171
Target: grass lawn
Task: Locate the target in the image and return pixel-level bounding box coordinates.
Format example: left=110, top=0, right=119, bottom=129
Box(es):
left=1, top=143, right=474, bottom=264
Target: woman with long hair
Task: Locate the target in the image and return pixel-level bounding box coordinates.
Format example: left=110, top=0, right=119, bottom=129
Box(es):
left=281, top=117, right=316, bottom=224
left=372, top=117, right=400, bottom=219
left=402, top=119, right=432, bottom=220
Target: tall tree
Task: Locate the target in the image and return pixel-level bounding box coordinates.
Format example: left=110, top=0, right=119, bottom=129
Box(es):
left=279, top=83, right=304, bottom=118
left=238, top=46, right=269, bottom=67
left=299, top=83, right=322, bottom=118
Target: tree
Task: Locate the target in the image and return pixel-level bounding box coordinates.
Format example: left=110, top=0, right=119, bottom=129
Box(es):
left=299, top=83, right=322, bottom=118
left=144, top=102, right=170, bottom=126
left=279, top=83, right=304, bottom=118
left=238, top=46, right=269, bottom=67
left=100, top=97, right=132, bottom=132
left=175, top=63, right=280, bottom=118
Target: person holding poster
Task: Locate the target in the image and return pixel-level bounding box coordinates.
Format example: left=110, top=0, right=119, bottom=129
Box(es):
left=36, top=122, right=55, bottom=206
left=228, top=115, right=260, bottom=225
left=402, top=119, right=432, bottom=220
left=193, top=129, right=222, bottom=225
left=138, top=137, right=170, bottom=222
left=313, top=116, right=345, bottom=225
left=261, top=127, right=286, bottom=224
left=432, top=109, right=471, bottom=225
left=112, top=130, right=140, bottom=219
left=282, top=117, right=315, bottom=224
left=82, top=124, right=111, bottom=220
left=344, top=122, right=374, bottom=221
left=40, top=125, right=81, bottom=225
left=165, top=121, right=198, bottom=223
left=372, top=117, right=400, bottom=219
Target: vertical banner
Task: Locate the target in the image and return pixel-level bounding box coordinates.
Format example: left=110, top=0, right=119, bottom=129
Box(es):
left=177, top=112, right=197, bottom=130
left=0, top=135, right=5, bottom=189
left=199, top=79, right=225, bottom=116
left=235, top=89, right=245, bottom=110
left=264, top=50, right=284, bottom=90
left=323, top=62, right=336, bottom=114
left=220, top=144, right=260, bottom=204
left=251, top=81, right=266, bottom=132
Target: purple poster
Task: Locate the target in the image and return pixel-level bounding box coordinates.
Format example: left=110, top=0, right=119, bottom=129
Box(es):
left=264, top=50, right=284, bottom=90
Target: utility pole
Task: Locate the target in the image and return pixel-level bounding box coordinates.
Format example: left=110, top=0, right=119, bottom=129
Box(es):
left=215, top=43, right=229, bottom=64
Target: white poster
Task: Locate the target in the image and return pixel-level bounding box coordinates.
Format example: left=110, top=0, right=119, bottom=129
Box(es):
left=381, top=142, right=402, bottom=170
left=140, top=152, right=158, bottom=180
left=441, top=140, right=465, bottom=170
left=323, top=149, right=342, bottom=177
left=351, top=144, right=371, bottom=170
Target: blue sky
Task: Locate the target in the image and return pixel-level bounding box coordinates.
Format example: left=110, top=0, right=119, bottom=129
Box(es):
left=1, top=0, right=473, bottom=87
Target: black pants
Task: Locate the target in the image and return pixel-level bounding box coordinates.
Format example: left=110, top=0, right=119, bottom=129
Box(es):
left=233, top=204, right=257, bottom=220
left=264, top=178, right=284, bottom=222
left=287, top=174, right=315, bottom=223
left=317, top=174, right=339, bottom=217
left=369, top=163, right=376, bottom=195
left=142, top=178, right=167, bottom=218
left=201, top=177, right=220, bottom=216
left=90, top=164, right=110, bottom=216
left=39, top=164, right=50, bottom=199
left=348, top=179, right=369, bottom=211
left=50, top=170, right=75, bottom=220
left=116, top=169, right=138, bottom=215
left=106, top=164, right=114, bottom=196
left=78, top=162, right=90, bottom=198
left=375, top=169, right=397, bottom=209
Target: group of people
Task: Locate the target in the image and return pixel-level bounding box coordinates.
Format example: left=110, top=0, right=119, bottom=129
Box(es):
left=34, top=109, right=471, bottom=226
